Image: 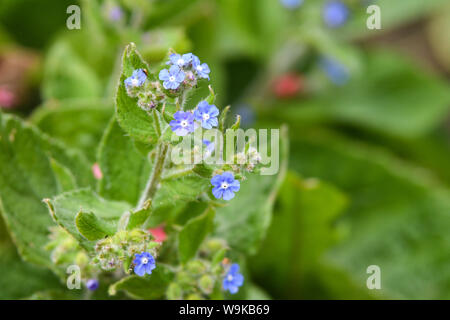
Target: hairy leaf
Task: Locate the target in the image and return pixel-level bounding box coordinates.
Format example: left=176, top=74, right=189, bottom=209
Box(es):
left=0, top=112, right=92, bottom=267
left=75, top=210, right=117, bottom=241
left=116, top=43, right=167, bottom=144
left=46, top=189, right=131, bottom=250
left=30, top=99, right=113, bottom=162
left=97, top=118, right=152, bottom=205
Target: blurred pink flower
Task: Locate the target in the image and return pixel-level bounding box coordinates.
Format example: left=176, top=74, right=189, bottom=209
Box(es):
left=149, top=226, right=167, bottom=243
left=0, top=87, right=16, bottom=109
left=92, top=163, right=103, bottom=180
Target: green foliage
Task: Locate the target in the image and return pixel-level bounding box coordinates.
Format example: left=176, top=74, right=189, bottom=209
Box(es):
left=0, top=112, right=91, bottom=268
left=97, top=118, right=152, bottom=205
left=31, top=99, right=114, bottom=162
left=250, top=172, right=349, bottom=299
left=2, top=0, right=448, bottom=301
left=214, top=126, right=289, bottom=254
left=46, top=188, right=131, bottom=250
left=42, top=41, right=103, bottom=100
left=290, top=129, right=450, bottom=299
left=50, top=158, right=78, bottom=193
left=0, top=244, right=63, bottom=299
left=178, top=207, right=215, bottom=264
left=116, top=43, right=167, bottom=144
left=75, top=210, right=117, bottom=241
left=262, top=50, right=450, bottom=138
left=109, top=265, right=175, bottom=299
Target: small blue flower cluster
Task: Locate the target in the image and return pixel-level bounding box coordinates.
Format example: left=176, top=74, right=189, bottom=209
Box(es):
left=211, top=172, right=240, bottom=201
left=133, top=252, right=156, bottom=277
left=169, top=101, right=219, bottom=137
left=320, top=56, right=349, bottom=85
left=124, top=69, right=147, bottom=94
left=223, top=263, right=244, bottom=294
left=323, top=1, right=349, bottom=28
left=86, top=279, right=99, bottom=291
left=280, top=0, right=304, bottom=10
left=159, top=53, right=210, bottom=90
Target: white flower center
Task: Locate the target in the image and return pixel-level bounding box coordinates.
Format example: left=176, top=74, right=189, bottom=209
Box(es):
left=131, top=78, right=139, bottom=86
left=227, top=274, right=234, bottom=281
left=177, top=59, right=185, bottom=66
left=221, top=182, right=229, bottom=189
left=141, top=257, right=148, bottom=264
left=180, top=120, right=188, bottom=127
left=202, top=113, right=210, bottom=120
left=169, top=76, right=175, bottom=82
left=197, top=66, right=203, bottom=72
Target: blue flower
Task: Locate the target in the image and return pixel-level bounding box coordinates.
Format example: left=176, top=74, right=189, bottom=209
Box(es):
left=234, top=104, right=255, bottom=127
left=86, top=279, right=99, bottom=291
left=323, top=1, right=349, bottom=28
left=192, top=55, right=211, bottom=80
left=168, top=53, right=193, bottom=68
left=108, top=6, right=123, bottom=21
left=170, top=111, right=196, bottom=136
left=133, top=252, right=156, bottom=277
left=159, top=65, right=185, bottom=90
left=203, top=139, right=215, bottom=157
left=320, top=57, right=349, bottom=85
left=280, top=0, right=304, bottom=10
left=124, top=69, right=147, bottom=90
left=211, top=172, right=240, bottom=201
left=194, top=101, right=219, bottom=129
left=222, top=264, right=244, bottom=294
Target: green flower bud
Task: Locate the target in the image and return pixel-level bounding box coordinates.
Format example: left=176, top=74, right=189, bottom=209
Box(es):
left=198, top=275, right=214, bottom=294
left=186, top=260, right=207, bottom=274
left=186, top=293, right=204, bottom=300
left=166, top=283, right=183, bottom=300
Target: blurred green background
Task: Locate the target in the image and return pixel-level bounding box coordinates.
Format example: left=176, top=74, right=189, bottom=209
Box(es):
left=1, top=0, right=450, bottom=299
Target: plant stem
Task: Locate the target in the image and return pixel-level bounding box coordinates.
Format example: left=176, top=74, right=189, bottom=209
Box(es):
left=137, top=143, right=169, bottom=209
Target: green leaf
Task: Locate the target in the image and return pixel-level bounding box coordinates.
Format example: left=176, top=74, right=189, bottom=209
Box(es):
left=290, top=128, right=450, bottom=299
left=116, top=43, right=167, bottom=144
left=75, top=210, right=117, bottom=241
left=97, top=118, right=152, bottom=205
left=250, top=172, right=349, bottom=299
left=50, top=158, right=78, bottom=192
left=109, top=264, right=174, bottom=299
left=30, top=99, right=114, bottom=162
left=45, top=188, right=131, bottom=250
left=125, top=205, right=152, bottom=231
left=0, top=244, right=62, bottom=299
left=0, top=112, right=92, bottom=267
left=214, top=126, right=289, bottom=254
left=264, top=50, right=450, bottom=138
left=178, top=207, right=215, bottom=264
left=154, top=173, right=210, bottom=208
left=42, top=40, right=102, bottom=100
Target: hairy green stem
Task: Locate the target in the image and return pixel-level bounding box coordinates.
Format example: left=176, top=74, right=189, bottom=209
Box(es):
left=137, top=143, right=169, bottom=209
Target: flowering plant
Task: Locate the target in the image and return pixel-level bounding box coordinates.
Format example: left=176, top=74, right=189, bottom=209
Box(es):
left=0, top=43, right=286, bottom=300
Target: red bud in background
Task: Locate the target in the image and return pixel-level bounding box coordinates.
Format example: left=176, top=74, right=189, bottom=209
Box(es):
left=149, top=225, right=167, bottom=243
left=272, top=73, right=304, bottom=99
